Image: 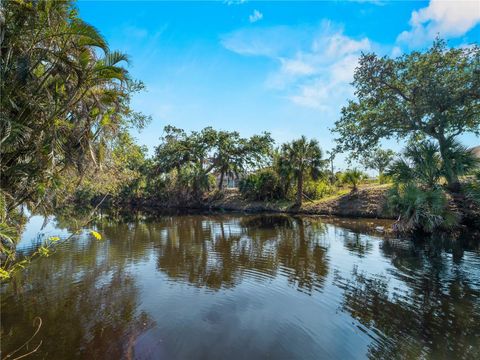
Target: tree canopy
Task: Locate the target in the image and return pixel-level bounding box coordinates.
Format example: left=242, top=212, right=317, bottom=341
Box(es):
left=154, top=125, right=273, bottom=190
left=334, top=39, right=480, bottom=187
left=360, top=148, right=395, bottom=177
left=0, top=0, right=149, bottom=216
left=278, top=136, right=325, bottom=206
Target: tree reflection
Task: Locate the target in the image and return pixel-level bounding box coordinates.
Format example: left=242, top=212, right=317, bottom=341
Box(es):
left=155, top=215, right=330, bottom=293
left=4, top=212, right=479, bottom=359
left=1, top=237, right=154, bottom=359
left=335, top=235, right=480, bottom=360
left=341, top=230, right=373, bottom=258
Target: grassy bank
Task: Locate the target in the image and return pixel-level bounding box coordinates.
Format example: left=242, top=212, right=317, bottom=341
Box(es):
left=206, top=184, right=394, bottom=219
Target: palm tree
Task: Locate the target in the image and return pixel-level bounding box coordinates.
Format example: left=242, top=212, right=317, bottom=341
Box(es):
left=279, top=136, right=324, bottom=206
left=342, top=169, right=365, bottom=192
left=1, top=0, right=144, bottom=219
left=388, top=139, right=479, bottom=190
left=386, top=138, right=479, bottom=232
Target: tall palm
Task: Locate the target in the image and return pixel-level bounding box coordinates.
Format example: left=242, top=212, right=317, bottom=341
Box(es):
left=279, top=136, right=325, bottom=206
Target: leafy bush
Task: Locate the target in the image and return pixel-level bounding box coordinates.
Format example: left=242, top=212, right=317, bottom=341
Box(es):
left=341, top=169, right=366, bottom=191
left=303, top=179, right=335, bottom=200
left=387, top=184, right=458, bottom=233
left=386, top=139, right=479, bottom=233
left=388, top=139, right=479, bottom=189
left=239, top=169, right=283, bottom=201
left=388, top=141, right=443, bottom=188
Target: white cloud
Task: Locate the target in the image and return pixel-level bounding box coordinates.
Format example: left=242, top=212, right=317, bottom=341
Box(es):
left=223, top=21, right=372, bottom=111
left=224, top=0, right=247, bottom=5
left=390, top=46, right=403, bottom=57
left=222, top=21, right=372, bottom=112
left=249, top=9, right=263, bottom=23
left=280, top=58, right=316, bottom=76
left=397, top=0, right=480, bottom=47
left=221, top=26, right=308, bottom=57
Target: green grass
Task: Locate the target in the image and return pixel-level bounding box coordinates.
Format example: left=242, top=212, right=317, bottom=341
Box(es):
left=307, top=182, right=393, bottom=205
left=310, top=189, right=350, bottom=204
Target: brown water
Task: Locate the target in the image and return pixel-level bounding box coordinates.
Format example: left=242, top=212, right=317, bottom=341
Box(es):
left=1, top=214, right=479, bottom=359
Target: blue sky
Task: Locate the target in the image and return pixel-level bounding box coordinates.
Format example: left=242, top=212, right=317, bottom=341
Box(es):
left=78, top=0, right=480, bottom=168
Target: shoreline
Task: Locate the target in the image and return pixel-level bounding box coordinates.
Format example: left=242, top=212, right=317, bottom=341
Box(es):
left=204, top=185, right=395, bottom=219
left=128, top=185, right=479, bottom=236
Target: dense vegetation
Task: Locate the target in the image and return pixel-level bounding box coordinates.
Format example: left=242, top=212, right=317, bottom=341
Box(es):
left=334, top=39, right=480, bottom=191
left=1, top=1, right=479, bottom=278
left=0, top=0, right=148, bottom=276
left=334, top=39, right=480, bottom=232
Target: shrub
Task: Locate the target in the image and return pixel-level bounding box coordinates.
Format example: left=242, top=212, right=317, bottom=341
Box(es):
left=387, top=184, right=458, bottom=233
left=239, top=169, right=283, bottom=201
left=341, top=169, right=366, bottom=191
left=303, top=179, right=335, bottom=200
left=385, top=139, right=479, bottom=233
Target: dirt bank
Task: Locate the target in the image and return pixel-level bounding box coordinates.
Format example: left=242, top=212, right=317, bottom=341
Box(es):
left=206, top=185, right=394, bottom=219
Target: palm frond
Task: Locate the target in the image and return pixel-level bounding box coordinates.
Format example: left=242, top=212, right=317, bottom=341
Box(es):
left=70, top=19, right=109, bottom=52
left=103, top=51, right=130, bottom=67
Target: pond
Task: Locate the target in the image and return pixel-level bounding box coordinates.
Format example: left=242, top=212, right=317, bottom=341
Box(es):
left=1, top=214, right=479, bottom=359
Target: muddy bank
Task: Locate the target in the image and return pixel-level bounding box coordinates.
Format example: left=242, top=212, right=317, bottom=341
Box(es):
left=205, top=186, right=394, bottom=219
left=121, top=186, right=478, bottom=235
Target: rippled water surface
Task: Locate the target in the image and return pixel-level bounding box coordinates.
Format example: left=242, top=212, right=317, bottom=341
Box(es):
left=1, top=214, right=479, bottom=359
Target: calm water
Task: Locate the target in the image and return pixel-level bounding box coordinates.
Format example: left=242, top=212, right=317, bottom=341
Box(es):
left=1, top=214, right=479, bottom=359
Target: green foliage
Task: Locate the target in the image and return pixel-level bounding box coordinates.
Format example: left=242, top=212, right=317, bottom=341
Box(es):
left=278, top=136, right=326, bottom=205
left=341, top=169, right=366, bottom=192
left=442, top=138, right=480, bottom=183
left=378, top=174, right=393, bottom=185
left=0, top=191, right=25, bottom=255
left=360, top=148, right=395, bottom=178
left=1, top=0, right=149, bottom=223
left=54, top=131, right=149, bottom=211
left=386, top=138, right=479, bottom=233
left=0, top=0, right=150, bottom=276
left=464, top=171, right=480, bottom=205
left=154, top=125, right=273, bottom=193
left=389, top=141, right=443, bottom=189
left=239, top=168, right=283, bottom=201
left=303, top=179, right=335, bottom=200
left=334, top=39, right=480, bottom=187
left=387, top=184, right=457, bottom=233
left=388, top=139, right=479, bottom=189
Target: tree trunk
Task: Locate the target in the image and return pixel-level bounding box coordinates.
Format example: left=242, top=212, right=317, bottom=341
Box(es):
left=296, top=173, right=303, bottom=206
left=218, top=172, right=224, bottom=190
left=437, top=133, right=459, bottom=191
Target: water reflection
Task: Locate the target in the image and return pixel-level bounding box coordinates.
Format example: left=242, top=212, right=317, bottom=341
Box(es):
left=2, top=244, right=154, bottom=358
left=153, top=215, right=330, bottom=292
left=1, top=214, right=479, bottom=359
left=335, top=236, right=480, bottom=360
left=341, top=231, right=374, bottom=258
